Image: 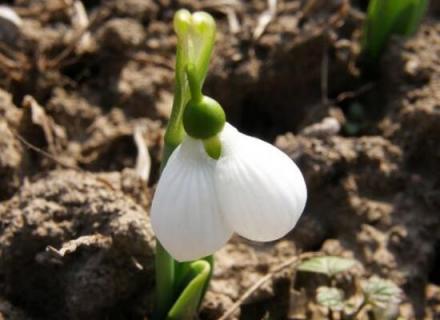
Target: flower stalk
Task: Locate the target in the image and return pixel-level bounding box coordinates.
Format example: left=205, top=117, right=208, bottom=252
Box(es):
left=154, top=9, right=217, bottom=319
left=154, top=9, right=307, bottom=319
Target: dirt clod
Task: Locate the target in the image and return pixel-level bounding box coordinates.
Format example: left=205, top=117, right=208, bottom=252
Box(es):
left=0, top=170, right=155, bottom=319
left=97, top=18, right=145, bottom=52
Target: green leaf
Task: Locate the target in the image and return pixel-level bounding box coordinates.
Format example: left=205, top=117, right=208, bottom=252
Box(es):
left=362, top=276, right=402, bottom=309
left=174, top=255, right=214, bottom=308
left=362, top=0, right=428, bottom=61
left=154, top=242, right=176, bottom=319
left=393, top=0, right=429, bottom=36
left=166, top=260, right=212, bottom=320
left=406, top=0, right=429, bottom=35
left=316, top=286, right=345, bottom=311
left=363, top=0, right=408, bottom=60
left=297, top=256, right=357, bottom=277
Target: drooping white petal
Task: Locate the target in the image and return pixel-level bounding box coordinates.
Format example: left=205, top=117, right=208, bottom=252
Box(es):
left=151, top=136, right=233, bottom=262
left=215, top=124, right=307, bottom=242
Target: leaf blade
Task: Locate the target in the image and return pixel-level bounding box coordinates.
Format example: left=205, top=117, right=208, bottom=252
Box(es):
left=166, top=260, right=212, bottom=320
left=297, top=256, right=357, bottom=277
left=316, top=286, right=345, bottom=311
left=362, top=276, right=402, bottom=309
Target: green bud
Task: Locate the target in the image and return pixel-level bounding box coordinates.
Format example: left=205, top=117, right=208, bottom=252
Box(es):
left=183, top=96, right=225, bottom=140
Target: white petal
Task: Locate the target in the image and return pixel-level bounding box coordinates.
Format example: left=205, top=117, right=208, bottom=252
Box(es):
left=151, top=136, right=233, bottom=262
left=215, top=124, right=307, bottom=241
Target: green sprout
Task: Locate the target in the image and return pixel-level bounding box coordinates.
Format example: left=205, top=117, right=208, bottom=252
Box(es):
left=362, top=0, right=429, bottom=62
left=298, top=256, right=402, bottom=319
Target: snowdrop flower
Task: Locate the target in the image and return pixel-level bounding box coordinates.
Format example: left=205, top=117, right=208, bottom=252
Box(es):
left=151, top=123, right=307, bottom=262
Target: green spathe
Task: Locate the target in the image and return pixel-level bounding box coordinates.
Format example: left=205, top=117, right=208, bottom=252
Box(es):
left=166, top=258, right=213, bottom=319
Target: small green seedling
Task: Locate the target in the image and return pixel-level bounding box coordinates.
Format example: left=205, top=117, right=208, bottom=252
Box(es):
left=362, top=0, right=429, bottom=62
left=362, top=276, right=402, bottom=315
left=298, top=256, right=402, bottom=319
left=298, top=255, right=357, bottom=278
left=317, top=286, right=345, bottom=311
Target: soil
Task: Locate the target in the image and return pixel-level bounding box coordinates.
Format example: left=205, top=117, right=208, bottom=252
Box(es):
left=0, top=0, right=439, bottom=319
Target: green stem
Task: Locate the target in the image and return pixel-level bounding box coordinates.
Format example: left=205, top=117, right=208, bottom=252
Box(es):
left=155, top=242, right=176, bottom=319
left=186, top=64, right=202, bottom=102
left=163, top=45, right=188, bottom=159
left=154, top=10, right=217, bottom=319
left=166, top=260, right=212, bottom=320
left=155, top=32, right=188, bottom=320
left=199, top=255, right=214, bottom=306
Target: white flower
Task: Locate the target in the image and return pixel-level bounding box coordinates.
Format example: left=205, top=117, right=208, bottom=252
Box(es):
left=151, top=124, right=307, bottom=261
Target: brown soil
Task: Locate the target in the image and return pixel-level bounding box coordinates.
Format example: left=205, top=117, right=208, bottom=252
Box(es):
left=0, top=169, right=155, bottom=319
left=0, top=0, right=439, bottom=319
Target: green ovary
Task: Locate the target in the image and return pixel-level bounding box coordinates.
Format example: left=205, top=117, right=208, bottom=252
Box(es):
left=183, top=96, right=226, bottom=140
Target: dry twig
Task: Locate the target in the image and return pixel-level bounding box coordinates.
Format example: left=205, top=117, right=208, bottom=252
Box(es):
left=22, top=95, right=66, bottom=154
left=253, top=0, right=277, bottom=40
left=134, top=122, right=152, bottom=183
left=69, top=0, right=93, bottom=54
left=321, top=40, right=329, bottom=105
left=13, top=129, right=115, bottom=191
left=44, top=6, right=110, bottom=69
left=14, top=131, right=77, bottom=170
left=201, top=0, right=242, bottom=34
left=333, top=82, right=375, bottom=104
left=46, top=234, right=111, bottom=258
